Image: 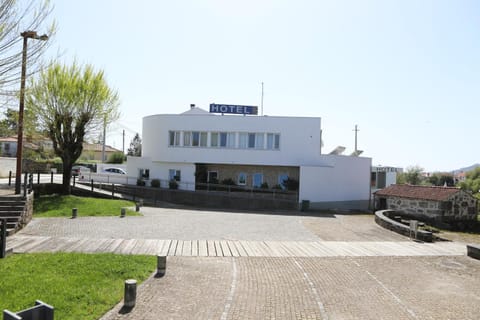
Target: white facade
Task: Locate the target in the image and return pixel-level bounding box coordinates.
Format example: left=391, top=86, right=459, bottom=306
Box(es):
left=128, top=107, right=372, bottom=209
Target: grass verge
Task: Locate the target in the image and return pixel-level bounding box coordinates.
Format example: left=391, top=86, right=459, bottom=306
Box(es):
left=34, top=195, right=140, bottom=217
left=0, top=253, right=155, bottom=320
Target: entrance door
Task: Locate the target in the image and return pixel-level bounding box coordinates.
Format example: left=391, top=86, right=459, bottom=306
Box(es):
left=208, top=171, right=218, bottom=184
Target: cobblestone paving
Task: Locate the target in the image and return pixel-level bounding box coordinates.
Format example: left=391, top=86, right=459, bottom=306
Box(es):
left=301, top=214, right=408, bottom=241
left=17, top=208, right=409, bottom=242
left=18, top=208, right=320, bottom=241
left=100, top=256, right=480, bottom=320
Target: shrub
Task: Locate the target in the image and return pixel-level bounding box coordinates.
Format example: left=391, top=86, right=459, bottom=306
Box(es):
left=106, top=152, right=125, bottom=164
left=260, top=182, right=269, bottom=189
left=283, top=178, right=299, bottom=191
left=169, top=179, right=178, bottom=190
left=221, top=178, right=236, bottom=185
left=150, top=179, right=160, bottom=188
left=136, top=179, right=146, bottom=186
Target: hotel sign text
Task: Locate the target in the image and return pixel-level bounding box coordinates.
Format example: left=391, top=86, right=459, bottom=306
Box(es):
left=209, top=103, right=258, bottom=115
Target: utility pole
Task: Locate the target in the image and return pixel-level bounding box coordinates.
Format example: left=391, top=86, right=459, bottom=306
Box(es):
left=353, top=124, right=359, bottom=153
left=15, top=31, right=48, bottom=194
left=122, top=129, right=125, bottom=154
left=101, top=117, right=106, bottom=162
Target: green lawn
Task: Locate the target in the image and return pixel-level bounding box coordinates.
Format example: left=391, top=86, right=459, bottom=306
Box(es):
left=0, top=253, right=155, bottom=320
left=34, top=195, right=140, bottom=217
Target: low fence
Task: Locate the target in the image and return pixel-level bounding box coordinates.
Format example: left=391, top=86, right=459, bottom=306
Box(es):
left=5, top=172, right=299, bottom=210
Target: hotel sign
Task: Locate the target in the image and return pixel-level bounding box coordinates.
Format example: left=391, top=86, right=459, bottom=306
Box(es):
left=209, top=103, right=258, bottom=115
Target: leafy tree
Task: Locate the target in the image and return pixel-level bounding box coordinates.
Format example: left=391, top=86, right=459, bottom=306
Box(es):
left=403, top=165, right=424, bottom=185
left=427, top=173, right=454, bottom=187
left=460, top=167, right=480, bottom=194
left=27, top=62, right=119, bottom=194
left=0, top=0, right=55, bottom=105
left=127, top=133, right=142, bottom=156
left=0, top=107, right=40, bottom=137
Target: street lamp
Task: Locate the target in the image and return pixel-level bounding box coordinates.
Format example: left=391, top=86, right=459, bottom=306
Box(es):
left=15, top=31, right=48, bottom=194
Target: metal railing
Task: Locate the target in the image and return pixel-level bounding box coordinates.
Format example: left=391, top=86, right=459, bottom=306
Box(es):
left=4, top=171, right=299, bottom=202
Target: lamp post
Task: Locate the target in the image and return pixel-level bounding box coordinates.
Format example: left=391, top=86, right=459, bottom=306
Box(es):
left=15, top=31, right=48, bottom=194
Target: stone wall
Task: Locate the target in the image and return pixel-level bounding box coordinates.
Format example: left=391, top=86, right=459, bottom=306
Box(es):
left=446, top=191, right=478, bottom=222
left=384, top=191, right=477, bottom=224
left=386, top=197, right=443, bottom=221
left=18, top=191, right=34, bottom=230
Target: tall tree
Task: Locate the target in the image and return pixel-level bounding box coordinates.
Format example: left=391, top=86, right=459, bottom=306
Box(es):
left=0, top=107, right=38, bottom=137
left=460, top=167, right=480, bottom=194
left=127, top=133, right=142, bottom=156
left=403, top=165, right=424, bottom=185
left=27, top=62, right=119, bottom=194
left=0, top=0, right=55, bottom=107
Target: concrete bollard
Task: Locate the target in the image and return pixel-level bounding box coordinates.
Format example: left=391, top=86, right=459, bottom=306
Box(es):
left=120, top=208, right=126, bottom=218
left=124, top=279, right=137, bottom=308
left=72, top=208, right=78, bottom=219
left=157, top=255, right=167, bottom=277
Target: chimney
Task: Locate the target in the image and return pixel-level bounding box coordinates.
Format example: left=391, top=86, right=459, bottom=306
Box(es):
left=190, top=104, right=195, bottom=109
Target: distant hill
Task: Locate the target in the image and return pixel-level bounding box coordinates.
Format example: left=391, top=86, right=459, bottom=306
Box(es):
left=453, top=163, right=480, bottom=174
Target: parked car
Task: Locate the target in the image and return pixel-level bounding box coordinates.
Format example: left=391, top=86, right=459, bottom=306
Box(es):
left=71, top=165, right=91, bottom=177
left=103, top=167, right=126, bottom=175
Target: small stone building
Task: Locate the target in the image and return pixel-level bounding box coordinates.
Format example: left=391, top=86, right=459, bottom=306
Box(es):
left=374, top=184, right=478, bottom=226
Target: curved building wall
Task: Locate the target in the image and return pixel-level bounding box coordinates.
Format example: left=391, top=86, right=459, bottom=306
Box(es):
left=142, top=113, right=323, bottom=167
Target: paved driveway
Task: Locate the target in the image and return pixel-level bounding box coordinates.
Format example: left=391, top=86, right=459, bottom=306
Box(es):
left=8, top=206, right=480, bottom=320
left=18, top=207, right=405, bottom=242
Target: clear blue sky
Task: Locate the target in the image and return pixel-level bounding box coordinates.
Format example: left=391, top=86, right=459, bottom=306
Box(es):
left=46, top=0, right=479, bottom=172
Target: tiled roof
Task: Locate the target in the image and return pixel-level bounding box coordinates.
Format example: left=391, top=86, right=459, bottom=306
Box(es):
left=0, top=137, right=18, bottom=142
left=82, top=143, right=122, bottom=153
left=374, top=184, right=461, bottom=201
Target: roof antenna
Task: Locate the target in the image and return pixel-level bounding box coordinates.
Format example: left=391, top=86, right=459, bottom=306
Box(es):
left=261, top=82, right=264, bottom=116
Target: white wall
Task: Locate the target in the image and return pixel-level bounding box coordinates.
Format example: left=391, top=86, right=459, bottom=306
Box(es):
left=299, top=155, right=371, bottom=205
left=0, top=157, right=16, bottom=177
left=142, top=113, right=323, bottom=167
left=126, top=156, right=195, bottom=190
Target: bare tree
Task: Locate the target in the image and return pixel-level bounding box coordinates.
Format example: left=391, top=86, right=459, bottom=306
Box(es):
left=0, top=0, right=55, bottom=109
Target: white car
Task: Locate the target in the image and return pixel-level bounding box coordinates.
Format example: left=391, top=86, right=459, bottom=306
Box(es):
left=103, top=167, right=126, bottom=175
left=71, top=165, right=91, bottom=177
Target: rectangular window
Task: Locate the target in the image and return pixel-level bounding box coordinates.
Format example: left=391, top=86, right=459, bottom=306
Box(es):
left=208, top=171, right=218, bottom=183
left=274, top=134, right=280, bottom=149
left=266, top=133, right=274, bottom=149
left=278, top=174, right=288, bottom=190
left=200, top=132, right=207, bottom=147
left=139, top=169, right=150, bottom=179
left=220, top=132, right=227, bottom=147
left=183, top=131, right=191, bottom=146
left=211, top=132, right=219, bottom=147
left=192, top=132, right=200, bottom=147
left=169, top=131, right=180, bottom=146
left=227, top=133, right=235, bottom=148
left=248, top=133, right=255, bottom=148
left=169, top=169, right=181, bottom=181
left=239, top=133, right=247, bottom=149
left=253, top=173, right=263, bottom=188
left=238, top=172, right=247, bottom=185
left=255, top=133, right=264, bottom=149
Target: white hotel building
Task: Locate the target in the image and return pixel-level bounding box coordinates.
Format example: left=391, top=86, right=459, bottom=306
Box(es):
left=127, top=106, right=372, bottom=210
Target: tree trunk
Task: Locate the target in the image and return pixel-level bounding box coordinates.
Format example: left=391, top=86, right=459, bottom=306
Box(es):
left=62, top=158, right=73, bottom=195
